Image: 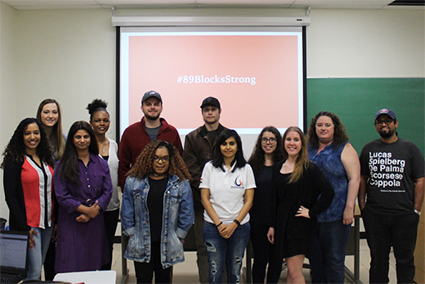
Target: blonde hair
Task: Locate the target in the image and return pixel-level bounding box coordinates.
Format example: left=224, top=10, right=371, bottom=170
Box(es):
left=282, top=126, right=309, bottom=183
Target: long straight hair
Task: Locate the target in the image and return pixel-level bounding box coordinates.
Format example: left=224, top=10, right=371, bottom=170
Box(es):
left=36, top=99, right=65, bottom=160
left=212, top=129, right=246, bottom=172
left=282, top=126, right=309, bottom=183
left=59, top=121, right=98, bottom=186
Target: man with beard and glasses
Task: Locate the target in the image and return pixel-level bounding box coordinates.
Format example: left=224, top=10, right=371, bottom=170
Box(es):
left=183, top=97, right=227, bottom=283
left=118, top=90, right=182, bottom=189
left=359, top=108, right=424, bottom=284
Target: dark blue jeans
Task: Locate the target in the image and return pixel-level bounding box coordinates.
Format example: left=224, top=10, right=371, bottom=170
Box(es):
left=203, top=221, right=250, bottom=284
left=310, top=220, right=351, bottom=284
left=362, top=207, right=419, bottom=284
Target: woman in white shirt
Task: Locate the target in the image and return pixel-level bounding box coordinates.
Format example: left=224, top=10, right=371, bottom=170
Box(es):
left=200, top=129, right=256, bottom=284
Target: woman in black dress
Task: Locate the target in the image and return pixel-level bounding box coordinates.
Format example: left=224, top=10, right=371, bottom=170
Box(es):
left=267, top=127, right=334, bottom=284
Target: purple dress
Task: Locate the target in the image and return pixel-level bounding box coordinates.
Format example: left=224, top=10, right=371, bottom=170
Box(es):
left=54, top=153, right=113, bottom=273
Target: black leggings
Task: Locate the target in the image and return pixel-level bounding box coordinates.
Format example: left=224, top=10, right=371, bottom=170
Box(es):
left=134, top=242, right=172, bottom=284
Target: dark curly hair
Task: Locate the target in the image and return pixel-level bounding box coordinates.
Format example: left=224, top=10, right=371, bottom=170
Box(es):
left=86, top=99, right=109, bottom=121
left=1, top=118, right=54, bottom=168
left=307, top=111, right=349, bottom=149
left=248, top=126, right=284, bottom=176
left=58, top=121, right=99, bottom=186
left=128, top=140, right=191, bottom=182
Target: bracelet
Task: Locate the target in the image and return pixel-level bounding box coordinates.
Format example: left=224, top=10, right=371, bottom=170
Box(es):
left=233, top=219, right=241, bottom=226
left=216, top=221, right=223, bottom=227
left=414, top=209, right=421, bottom=216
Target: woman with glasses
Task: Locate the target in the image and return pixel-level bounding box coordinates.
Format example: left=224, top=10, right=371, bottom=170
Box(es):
left=87, top=99, right=119, bottom=270
left=248, top=126, right=284, bottom=283
left=121, top=140, right=194, bottom=284
left=54, top=121, right=112, bottom=273
left=200, top=129, right=256, bottom=283
left=307, top=112, right=360, bottom=284
left=267, top=127, right=334, bottom=284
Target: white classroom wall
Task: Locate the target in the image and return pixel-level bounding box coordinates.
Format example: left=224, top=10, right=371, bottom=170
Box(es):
left=0, top=2, right=424, bottom=220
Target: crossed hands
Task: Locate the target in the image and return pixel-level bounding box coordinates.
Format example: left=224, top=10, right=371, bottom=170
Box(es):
left=217, top=222, right=238, bottom=239
left=76, top=201, right=101, bottom=223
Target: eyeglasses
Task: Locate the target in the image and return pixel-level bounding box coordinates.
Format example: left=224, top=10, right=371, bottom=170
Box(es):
left=153, top=156, right=170, bottom=163
left=261, top=137, right=277, bottom=143
left=375, top=119, right=394, bottom=126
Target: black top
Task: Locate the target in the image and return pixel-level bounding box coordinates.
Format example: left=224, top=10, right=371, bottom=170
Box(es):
left=270, top=160, right=335, bottom=260
left=148, top=177, right=168, bottom=242
left=250, top=165, right=273, bottom=226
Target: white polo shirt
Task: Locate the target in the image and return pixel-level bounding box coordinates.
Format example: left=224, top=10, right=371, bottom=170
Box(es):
left=200, top=161, right=256, bottom=225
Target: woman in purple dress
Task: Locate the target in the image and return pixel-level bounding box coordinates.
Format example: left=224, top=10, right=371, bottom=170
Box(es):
left=54, top=121, right=112, bottom=273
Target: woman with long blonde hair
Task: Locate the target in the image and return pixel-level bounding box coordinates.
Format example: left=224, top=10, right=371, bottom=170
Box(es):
left=267, top=127, right=334, bottom=283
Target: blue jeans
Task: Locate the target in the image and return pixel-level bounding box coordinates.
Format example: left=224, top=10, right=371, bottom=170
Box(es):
left=203, top=222, right=250, bottom=284
left=362, top=207, right=419, bottom=284
left=27, top=226, right=53, bottom=280
left=310, top=220, right=351, bottom=284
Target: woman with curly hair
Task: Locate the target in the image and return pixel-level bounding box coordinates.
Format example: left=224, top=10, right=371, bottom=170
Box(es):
left=36, top=99, right=65, bottom=160
left=267, top=127, right=334, bottom=284
left=54, top=121, right=112, bottom=273
left=86, top=99, right=119, bottom=270
left=2, top=118, right=55, bottom=280
left=248, top=126, right=284, bottom=283
left=307, top=112, right=360, bottom=284
left=121, top=140, right=194, bottom=283
left=200, top=129, right=256, bottom=284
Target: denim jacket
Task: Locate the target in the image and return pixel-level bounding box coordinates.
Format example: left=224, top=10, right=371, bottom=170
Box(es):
left=121, top=174, right=194, bottom=268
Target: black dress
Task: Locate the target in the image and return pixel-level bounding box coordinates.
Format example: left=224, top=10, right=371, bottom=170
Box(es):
left=270, top=161, right=335, bottom=260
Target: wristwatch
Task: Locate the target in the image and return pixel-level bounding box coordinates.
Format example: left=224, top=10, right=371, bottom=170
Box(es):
left=414, top=209, right=421, bottom=216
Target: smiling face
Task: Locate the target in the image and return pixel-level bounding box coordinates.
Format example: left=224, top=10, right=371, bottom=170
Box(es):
left=284, top=130, right=302, bottom=158
left=23, top=123, right=41, bottom=154
left=220, top=136, right=238, bottom=161
left=375, top=114, right=398, bottom=139
left=73, top=129, right=91, bottom=152
left=151, top=146, right=170, bottom=178
left=142, top=97, right=162, bottom=121
left=91, top=110, right=110, bottom=136
left=315, top=115, right=335, bottom=144
left=40, top=103, right=59, bottom=128
left=261, top=131, right=277, bottom=155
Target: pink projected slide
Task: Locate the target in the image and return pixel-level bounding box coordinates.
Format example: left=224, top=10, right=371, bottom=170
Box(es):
left=123, top=32, right=302, bottom=133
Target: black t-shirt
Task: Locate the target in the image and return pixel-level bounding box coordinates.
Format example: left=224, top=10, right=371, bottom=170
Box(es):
left=250, top=166, right=273, bottom=226
left=360, top=138, right=425, bottom=215
left=148, top=177, right=168, bottom=242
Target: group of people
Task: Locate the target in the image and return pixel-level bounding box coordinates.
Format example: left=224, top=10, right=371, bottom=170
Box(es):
left=2, top=91, right=424, bottom=284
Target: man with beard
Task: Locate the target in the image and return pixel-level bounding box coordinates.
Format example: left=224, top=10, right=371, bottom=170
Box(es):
left=183, top=97, right=227, bottom=283
left=359, top=108, right=424, bottom=284
left=118, top=90, right=182, bottom=189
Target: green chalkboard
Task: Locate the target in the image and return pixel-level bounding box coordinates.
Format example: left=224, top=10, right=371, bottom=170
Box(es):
left=306, top=78, right=425, bottom=155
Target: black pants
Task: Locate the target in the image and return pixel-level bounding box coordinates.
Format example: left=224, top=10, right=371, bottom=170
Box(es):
left=362, top=207, right=419, bottom=284
left=101, top=209, right=119, bottom=270
left=250, top=224, right=282, bottom=283
left=134, top=242, right=172, bottom=284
